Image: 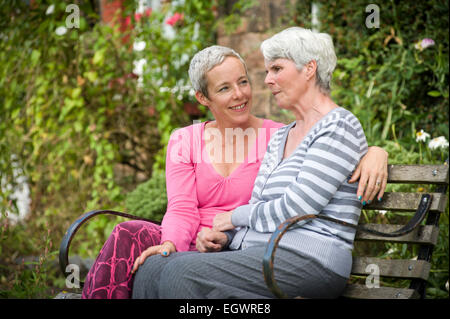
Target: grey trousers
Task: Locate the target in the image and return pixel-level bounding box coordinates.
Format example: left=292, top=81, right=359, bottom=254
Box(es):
left=132, top=245, right=348, bottom=299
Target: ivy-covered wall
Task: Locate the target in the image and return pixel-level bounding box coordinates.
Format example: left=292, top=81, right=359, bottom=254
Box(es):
left=0, top=0, right=216, bottom=297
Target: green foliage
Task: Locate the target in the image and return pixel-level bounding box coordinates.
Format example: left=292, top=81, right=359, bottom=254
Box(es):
left=281, top=1, right=449, bottom=147
left=0, top=0, right=215, bottom=296
left=0, top=220, right=58, bottom=298
left=218, top=0, right=259, bottom=34
left=125, top=170, right=167, bottom=221
left=280, top=0, right=449, bottom=298
left=0, top=0, right=214, bottom=216
left=319, top=0, right=448, bottom=147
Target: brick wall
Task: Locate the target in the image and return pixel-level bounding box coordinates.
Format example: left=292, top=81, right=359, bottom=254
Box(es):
left=100, top=0, right=123, bottom=25
left=100, top=0, right=132, bottom=43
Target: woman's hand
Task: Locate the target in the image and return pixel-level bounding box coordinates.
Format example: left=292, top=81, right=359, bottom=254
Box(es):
left=196, top=227, right=228, bottom=253
left=348, top=146, right=388, bottom=204
left=212, top=211, right=235, bottom=232
left=131, top=240, right=176, bottom=275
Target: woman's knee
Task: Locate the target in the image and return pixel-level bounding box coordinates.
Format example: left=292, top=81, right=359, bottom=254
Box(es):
left=133, top=255, right=166, bottom=298
left=133, top=253, right=188, bottom=299
left=113, top=220, right=160, bottom=244
left=114, top=220, right=158, bottom=233
left=158, top=253, right=209, bottom=298
left=158, top=258, right=189, bottom=298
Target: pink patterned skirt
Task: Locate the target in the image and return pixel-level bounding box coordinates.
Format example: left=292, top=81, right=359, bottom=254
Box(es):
left=82, top=220, right=161, bottom=299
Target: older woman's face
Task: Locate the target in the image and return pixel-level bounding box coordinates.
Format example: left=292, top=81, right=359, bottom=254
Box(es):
left=264, top=58, right=308, bottom=109
left=202, top=57, right=252, bottom=127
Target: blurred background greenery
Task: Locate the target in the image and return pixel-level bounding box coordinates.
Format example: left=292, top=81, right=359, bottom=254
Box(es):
left=0, top=0, right=448, bottom=298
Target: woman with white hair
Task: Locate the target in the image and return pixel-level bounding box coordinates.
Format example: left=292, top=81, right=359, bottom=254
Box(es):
left=133, top=27, right=379, bottom=299
left=84, top=38, right=387, bottom=298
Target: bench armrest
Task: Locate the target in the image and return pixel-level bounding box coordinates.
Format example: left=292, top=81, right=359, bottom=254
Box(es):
left=59, top=209, right=160, bottom=287
left=262, top=194, right=432, bottom=298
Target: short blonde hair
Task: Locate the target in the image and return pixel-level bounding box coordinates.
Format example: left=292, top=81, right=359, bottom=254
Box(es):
left=188, top=45, right=248, bottom=98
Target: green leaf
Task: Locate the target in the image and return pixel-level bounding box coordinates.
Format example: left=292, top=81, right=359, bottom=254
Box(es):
left=84, top=71, right=98, bottom=82
left=93, top=49, right=106, bottom=66
left=71, top=87, right=82, bottom=99
left=31, top=50, right=41, bottom=66
left=74, top=121, right=83, bottom=132
left=427, top=90, right=441, bottom=97
left=11, top=108, right=21, bottom=119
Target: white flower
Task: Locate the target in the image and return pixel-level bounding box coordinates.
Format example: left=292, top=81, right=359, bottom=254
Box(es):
left=386, top=247, right=397, bottom=255
left=137, top=76, right=144, bottom=88
left=133, top=58, right=147, bottom=77
left=378, top=210, right=387, bottom=216
left=416, top=129, right=430, bottom=142
left=55, top=26, right=67, bottom=36
left=112, top=94, right=122, bottom=101
left=133, top=41, right=146, bottom=52
left=428, top=136, right=449, bottom=150
left=162, top=24, right=176, bottom=40
left=46, top=4, right=55, bottom=15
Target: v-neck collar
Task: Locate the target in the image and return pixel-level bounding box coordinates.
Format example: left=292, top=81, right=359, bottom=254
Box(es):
left=201, top=119, right=268, bottom=179
left=277, top=107, right=342, bottom=164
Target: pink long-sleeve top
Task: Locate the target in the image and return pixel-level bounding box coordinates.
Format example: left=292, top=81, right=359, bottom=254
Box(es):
left=160, top=119, right=284, bottom=252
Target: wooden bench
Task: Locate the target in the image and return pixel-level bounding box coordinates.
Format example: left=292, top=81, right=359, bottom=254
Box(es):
left=56, top=162, right=449, bottom=299
left=263, top=162, right=449, bottom=299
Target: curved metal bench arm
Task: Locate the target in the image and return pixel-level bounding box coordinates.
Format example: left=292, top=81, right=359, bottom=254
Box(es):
left=59, top=209, right=161, bottom=287
left=262, top=194, right=432, bottom=298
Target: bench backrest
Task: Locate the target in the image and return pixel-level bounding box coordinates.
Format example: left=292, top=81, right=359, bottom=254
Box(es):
left=342, top=163, right=449, bottom=299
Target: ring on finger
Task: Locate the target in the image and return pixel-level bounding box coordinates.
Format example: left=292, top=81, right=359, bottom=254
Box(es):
left=376, top=180, right=381, bottom=187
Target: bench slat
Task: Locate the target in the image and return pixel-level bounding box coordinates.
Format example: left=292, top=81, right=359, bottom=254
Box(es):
left=351, top=257, right=431, bottom=280
left=342, top=284, right=419, bottom=299
left=364, top=192, right=447, bottom=213
left=387, top=164, right=449, bottom=184
left=355, top=224, right=440, bottom=245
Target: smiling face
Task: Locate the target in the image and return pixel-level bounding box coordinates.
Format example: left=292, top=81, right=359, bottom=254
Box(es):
left=196, top=57, right=252, bottom=128
left=264, top=58, right=311, bottom=110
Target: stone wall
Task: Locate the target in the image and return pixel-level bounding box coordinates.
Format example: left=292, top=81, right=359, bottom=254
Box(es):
left=217, top=0, right=296, bottom=124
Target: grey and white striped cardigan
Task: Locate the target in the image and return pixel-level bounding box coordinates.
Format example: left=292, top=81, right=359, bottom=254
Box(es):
left=229, top=107, right=368, bottom=278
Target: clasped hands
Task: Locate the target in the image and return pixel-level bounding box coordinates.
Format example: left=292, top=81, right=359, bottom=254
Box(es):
left=131, top=211, right=235, bottom=274
left=196, top=211, right=235, bottom=253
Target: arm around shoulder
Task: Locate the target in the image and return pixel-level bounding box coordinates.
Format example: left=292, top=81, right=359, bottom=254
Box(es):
left=348, top=145, right=388, bottom=203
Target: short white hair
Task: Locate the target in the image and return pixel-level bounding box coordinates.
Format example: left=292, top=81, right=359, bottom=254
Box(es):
left=260, top=27, right=337, bottom=94
left=188, top=45, right=248, bottom=98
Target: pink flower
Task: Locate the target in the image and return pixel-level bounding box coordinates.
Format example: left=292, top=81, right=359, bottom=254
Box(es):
left=125, top=8, right=152, bottom=27
left=165, top=12, right=183, bottom=26
left=135, top=8, right=152, bottom=22
left=124, top=15, right=131, bottom=27
left=414, top=38, right=435, bottom=51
